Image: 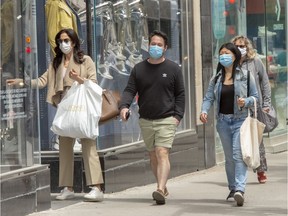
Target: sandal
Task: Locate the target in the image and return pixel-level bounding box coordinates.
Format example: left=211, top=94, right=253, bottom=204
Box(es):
left=152, top=189, right=166, bottom=205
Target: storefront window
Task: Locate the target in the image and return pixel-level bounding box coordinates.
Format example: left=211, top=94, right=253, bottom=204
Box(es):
left=211, top=0, right=287, bottom=158
left=77, top=0, right=190, bottom=150
left=0, top=0, right=41, bottom=173
left=261, top=0, right=287, bottom=133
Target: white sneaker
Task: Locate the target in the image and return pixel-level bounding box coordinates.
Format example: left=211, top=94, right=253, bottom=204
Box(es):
left=111, top=60, right=130, bottom=76
left=97, top=63, right=113, bottom=79
left=124, top=41, right=138, bottom=55
left=126, top=54, right=142, bottom=68
left=141, top=36, right=149, bottom=52
left=107, top=43, right=126, bottom=60
left=234, top=191, right=244, bottom=206
left=84, top=186, right=104, bottom=202
left=56, top=187, right=75, bottom=200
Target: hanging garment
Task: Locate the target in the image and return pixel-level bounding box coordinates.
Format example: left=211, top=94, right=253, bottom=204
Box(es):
left=45, top=0, right=78, bottom=56
left=65, top=0, right=83, bottom=42
left=1, top=0, right=14, bottom=66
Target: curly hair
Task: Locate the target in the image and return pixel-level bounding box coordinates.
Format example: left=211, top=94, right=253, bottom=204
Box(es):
left=231, top=35, right=256, bottom=59
left=53, top=28, right=85, bottom=71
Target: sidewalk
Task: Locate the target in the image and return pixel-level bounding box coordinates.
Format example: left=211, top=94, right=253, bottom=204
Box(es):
left=29, top=151, right=287, bottom=216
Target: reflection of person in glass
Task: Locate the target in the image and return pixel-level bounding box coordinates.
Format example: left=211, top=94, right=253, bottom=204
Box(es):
left=6, top=29, right=104, bottom=202
left=231, top=35, right=271, bottom=184
left=200, top=43, right=258, bottom=207
left=119, top=30, right=185, bottom=205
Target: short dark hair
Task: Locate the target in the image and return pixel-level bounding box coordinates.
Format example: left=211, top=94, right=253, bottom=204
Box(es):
left=148, top=30, right=168, bottom=47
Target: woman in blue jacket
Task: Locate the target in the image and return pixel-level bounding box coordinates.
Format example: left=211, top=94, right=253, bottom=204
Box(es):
left=200, top=42, right=258, bottom=207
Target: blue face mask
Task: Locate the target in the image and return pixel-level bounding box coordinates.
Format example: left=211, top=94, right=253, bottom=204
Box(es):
left=219, top=54, right=233, bottom=67
left=149, top=45, right=164, bottom=59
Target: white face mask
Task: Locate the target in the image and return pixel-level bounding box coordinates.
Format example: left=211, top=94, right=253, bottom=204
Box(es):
left=238, top=47, right=247, bottom=57
left=59, top=41, right=72, bottom=54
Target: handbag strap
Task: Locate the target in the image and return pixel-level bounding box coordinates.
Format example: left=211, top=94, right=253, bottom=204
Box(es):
left=250, top=96, right=257, bottom=119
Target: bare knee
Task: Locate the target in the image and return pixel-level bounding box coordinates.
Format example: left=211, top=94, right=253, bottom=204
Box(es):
left=155, top=147, right=169, bottom=160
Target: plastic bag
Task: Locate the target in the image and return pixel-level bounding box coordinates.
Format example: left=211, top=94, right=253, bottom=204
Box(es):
left=51, top=80, right=102, bottom=139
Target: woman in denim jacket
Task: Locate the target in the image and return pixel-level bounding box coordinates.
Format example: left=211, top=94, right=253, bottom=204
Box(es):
left=200, top=42, right=258, bottom=207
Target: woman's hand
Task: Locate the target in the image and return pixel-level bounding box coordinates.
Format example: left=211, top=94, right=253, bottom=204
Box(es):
left=237, top=97, right=245, bottom=108
left=6, top=78, right=24, bottom=87
left=262, top=107, right=270, bottom=113
left=69, top=69, right=84, bottom=84
left=200, top=113, right=208, bottom=123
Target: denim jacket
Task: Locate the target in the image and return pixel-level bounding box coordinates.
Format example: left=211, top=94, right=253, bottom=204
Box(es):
left=201, top=67, right=259, bottom=119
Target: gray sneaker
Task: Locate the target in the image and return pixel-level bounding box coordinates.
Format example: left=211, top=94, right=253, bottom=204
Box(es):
left=56, top=187, right=75, bottom=200
left=84, top=186, right=104, bottom=202
left=234, top=191, right=244, bottom=206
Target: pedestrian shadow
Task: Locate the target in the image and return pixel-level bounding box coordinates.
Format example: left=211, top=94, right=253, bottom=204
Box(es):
left=50, top=194, right=85, bottom=210
left=168, top=201, right=288, bottom=216
left=190, top=181, right=227, bottom=188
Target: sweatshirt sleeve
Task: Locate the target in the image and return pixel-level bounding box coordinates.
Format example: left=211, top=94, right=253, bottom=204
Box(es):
left=174, top=67, right=185, bottom=121
left=119, top=68, right=138, bottom=110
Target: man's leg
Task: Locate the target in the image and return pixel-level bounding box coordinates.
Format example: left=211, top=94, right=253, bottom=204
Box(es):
left=155, top=147, right=170, bottom=191
left=149, top=151, right=158, bottom=184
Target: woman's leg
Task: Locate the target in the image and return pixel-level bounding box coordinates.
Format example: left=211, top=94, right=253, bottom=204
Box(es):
left=232, top=119, right=248, bottom=193
left=81, top=138, right=104, bottom=186
left=216, top=117, right=235, bottom=191
left=256, top=139, right=267, bottom=172
left=58, top=136, right=75, bottom=187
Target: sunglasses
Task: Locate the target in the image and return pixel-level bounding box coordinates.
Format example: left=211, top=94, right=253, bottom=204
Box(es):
left=57, top=38, right=71, bottom=44
left=236, top=45, right=246, bottom=48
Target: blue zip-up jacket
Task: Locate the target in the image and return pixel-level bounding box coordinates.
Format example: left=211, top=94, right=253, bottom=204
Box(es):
left=201, top=67, right=258, bottom=119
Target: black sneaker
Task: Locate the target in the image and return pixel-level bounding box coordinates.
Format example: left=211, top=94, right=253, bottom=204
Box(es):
left=234, top=190, right=244, bottom=206
left=226, top=190, right=235, bottom=201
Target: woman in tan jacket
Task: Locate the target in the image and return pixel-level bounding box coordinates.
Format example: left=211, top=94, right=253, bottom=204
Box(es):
left=7, top=28, right=104, bottom=202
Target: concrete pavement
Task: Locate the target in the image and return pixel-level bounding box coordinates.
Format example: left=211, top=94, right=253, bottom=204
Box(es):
left=29, top=151, right=287, bottom=216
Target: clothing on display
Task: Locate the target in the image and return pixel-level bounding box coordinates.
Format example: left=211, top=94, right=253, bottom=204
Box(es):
left=1, top=0, right=14, bottom=67
left=45, top=0, right=80, bottom=56
left=94, top=0, right=149, bottom=80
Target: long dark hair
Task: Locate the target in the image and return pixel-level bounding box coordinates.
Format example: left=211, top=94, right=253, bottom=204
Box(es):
left=216, top=42, right=241, bottom=82
left=53, top=28, right=85, bottom=71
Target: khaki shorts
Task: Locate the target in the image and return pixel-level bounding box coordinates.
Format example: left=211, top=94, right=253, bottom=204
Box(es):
left=139, top=116, right=177, bottom=151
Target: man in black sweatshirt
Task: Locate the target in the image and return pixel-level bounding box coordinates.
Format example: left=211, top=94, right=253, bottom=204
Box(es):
left=119, top=30, right=185, bottom=205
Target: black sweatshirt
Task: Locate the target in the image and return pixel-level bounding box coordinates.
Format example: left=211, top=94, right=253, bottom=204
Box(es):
left=119, top=59, right=185, bottom=121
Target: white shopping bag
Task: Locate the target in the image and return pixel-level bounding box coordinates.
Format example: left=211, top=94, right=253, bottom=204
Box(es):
left=51, top=80, right=102, bottom=139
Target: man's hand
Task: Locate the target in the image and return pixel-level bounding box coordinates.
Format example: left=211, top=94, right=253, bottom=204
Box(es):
left=120, top=108, right=130, bottom=121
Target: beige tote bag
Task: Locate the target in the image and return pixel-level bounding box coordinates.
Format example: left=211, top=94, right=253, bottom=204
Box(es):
left=240, top=97, right=266, bottom=169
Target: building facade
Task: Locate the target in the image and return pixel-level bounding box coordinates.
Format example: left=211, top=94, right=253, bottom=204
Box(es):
left=0, top=0, right=287, bottom=215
